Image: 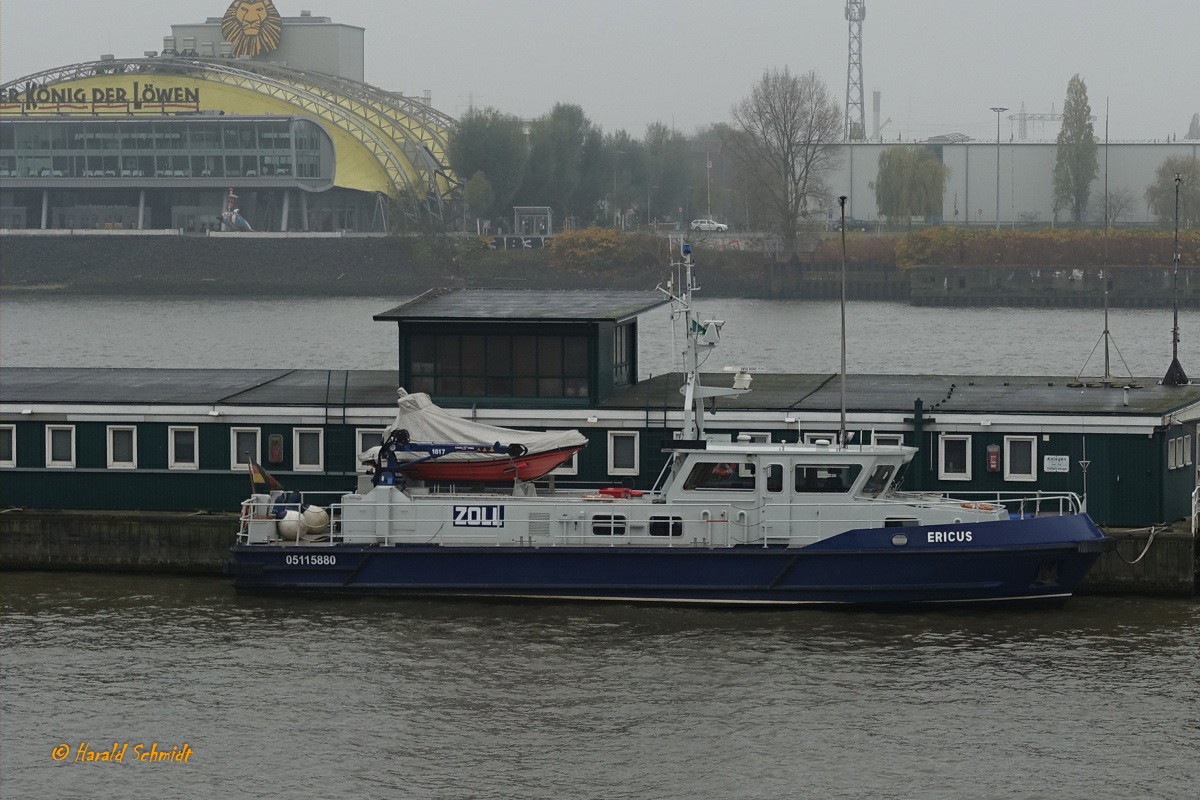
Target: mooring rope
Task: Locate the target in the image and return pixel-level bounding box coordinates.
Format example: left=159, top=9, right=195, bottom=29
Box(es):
left=1111, top=526, right=1162, bottom=565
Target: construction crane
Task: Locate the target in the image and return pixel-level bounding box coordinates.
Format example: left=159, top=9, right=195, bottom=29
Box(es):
left=844, top=1, right=866, bottom=142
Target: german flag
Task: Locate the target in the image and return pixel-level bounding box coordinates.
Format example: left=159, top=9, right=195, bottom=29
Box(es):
left=248, top=460, right=282, bottom=492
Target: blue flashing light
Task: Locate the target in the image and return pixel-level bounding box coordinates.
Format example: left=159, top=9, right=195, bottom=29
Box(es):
left=682, top=243, right=692, bottom=255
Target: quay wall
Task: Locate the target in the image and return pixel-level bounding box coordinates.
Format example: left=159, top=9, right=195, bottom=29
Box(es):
left=1081, top=528, right=1197, bottom=596
left=5, top=235, right=1199, bottom=306
left=2, top=511, right=1194, bottom=595
left=0, top=510, right=237, bottom=574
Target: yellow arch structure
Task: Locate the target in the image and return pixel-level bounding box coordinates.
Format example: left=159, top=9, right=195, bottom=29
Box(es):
left=2, top=58, right=460, bottom=217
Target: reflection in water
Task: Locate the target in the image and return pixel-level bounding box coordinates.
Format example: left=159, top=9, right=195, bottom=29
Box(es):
left=3, top=573, right=1197, bottom=799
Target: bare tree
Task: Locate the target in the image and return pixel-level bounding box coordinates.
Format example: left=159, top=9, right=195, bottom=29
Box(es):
left=725, top=68, right=841, bottom=253
left=1089, top=186, right=1136, bottom=227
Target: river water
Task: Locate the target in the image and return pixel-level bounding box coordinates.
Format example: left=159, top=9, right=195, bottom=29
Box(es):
left=2, top=295, right=1198, bottom=798
left=2, top=294, right=1198, bottom=376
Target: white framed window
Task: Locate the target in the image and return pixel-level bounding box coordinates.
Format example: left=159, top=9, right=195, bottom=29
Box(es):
left=803, top=432, right=838, bottom=444
left=293, top=428, right=324, bottom=472
left=1004, top=435, right=1038, bottom=481
left=874, top=432, right=904, bottom=447
left=230, top=427, right=261, bottom=470
left=106, top=425, right=137, bottom=469
left=46, top=425, right=76, bottom=468
left=1168, top=439, right=1179, bottom=470
left=356, top=428, right=385, bottom=473
left=607, top=431, right=639, bottom=476
left=550, top=450, right=579, bottom=476
left=0, top=424, right=15, bottom=468
left=938, top=434, right=972, bottom=481
left=740, top=431, right=771, bottom=444
left=169, top=426, right=199, bottom=470
left=1185, top=435, right=1194, bottom=467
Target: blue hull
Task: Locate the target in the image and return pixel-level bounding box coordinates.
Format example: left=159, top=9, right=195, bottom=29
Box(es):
left=228, top=515, right=1110, bottom=607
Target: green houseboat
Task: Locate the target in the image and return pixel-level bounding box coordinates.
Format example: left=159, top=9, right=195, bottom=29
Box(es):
left=2, top=290, right=1198, bottom=528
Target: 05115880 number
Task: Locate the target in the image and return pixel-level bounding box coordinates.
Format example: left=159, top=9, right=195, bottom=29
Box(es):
left=285, top=554, right=337, bottom=566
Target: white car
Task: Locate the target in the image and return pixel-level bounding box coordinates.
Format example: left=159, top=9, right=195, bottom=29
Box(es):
left=689, top=218, right=728, bottom=232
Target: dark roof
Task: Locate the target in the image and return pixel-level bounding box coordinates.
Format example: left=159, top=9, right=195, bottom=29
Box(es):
left=604, top=372, right=1200, bottom=417
left=3, top=368, right=1198, bottom=418
left=0, top=368, right=398, bottom=407
left=373, top=289, right=669, bottom=324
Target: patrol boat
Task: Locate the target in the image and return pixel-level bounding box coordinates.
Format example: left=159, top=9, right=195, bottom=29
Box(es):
left=227, top=244, right=1111, bottom=607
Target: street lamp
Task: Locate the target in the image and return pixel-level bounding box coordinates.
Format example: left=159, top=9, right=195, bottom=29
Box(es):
left=612, top=150, right=625, bottom=229
left=990, top=107, right=1008, bottom=229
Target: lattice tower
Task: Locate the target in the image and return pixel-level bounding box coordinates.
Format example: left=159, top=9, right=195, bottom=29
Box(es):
left=844, top=1, right=866, bottom=142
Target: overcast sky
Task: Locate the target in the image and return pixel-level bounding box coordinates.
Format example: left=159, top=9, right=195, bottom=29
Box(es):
left=3, top=1, right=1198, bottom=142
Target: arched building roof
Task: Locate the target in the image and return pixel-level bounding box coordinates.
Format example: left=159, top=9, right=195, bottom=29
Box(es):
left=2, top=57, right=460, bottom=217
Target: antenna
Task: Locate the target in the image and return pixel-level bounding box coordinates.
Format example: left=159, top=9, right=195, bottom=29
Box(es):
left=844, top=1, right=866, bottom=142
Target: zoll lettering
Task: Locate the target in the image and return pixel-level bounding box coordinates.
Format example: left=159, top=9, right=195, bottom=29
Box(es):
left=452, top=505, right=505, bottom=528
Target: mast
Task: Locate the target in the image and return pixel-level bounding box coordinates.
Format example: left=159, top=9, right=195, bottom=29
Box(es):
left=663, top=240, right=750, bottom=440
left=838, top=195, right=848, bottom=446
left=1162, top=172, right=1189, bottom=386
left=1103, top=99, right=1111, bottom=380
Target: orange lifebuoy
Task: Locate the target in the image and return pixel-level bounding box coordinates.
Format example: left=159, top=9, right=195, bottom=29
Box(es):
left=713, top=463, right=735, bottom=478
left=961, top=502, right=995, bottom=512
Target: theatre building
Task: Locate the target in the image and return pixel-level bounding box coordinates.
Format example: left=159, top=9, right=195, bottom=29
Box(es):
left=1, top=2, right=459, bottom=233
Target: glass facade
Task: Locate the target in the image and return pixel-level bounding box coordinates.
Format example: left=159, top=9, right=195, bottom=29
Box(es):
left=0, top=118, right=328, bottom=181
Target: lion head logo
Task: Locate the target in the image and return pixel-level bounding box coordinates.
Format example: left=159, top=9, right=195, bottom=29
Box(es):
left=221, top=0, right=283, bottom=58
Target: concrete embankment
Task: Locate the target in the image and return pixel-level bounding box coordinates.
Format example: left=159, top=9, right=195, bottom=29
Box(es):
left=2, top=510, right=1194, bottom=595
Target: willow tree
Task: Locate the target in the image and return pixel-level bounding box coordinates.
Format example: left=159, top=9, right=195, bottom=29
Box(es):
left=726, top=67, right=841, bottom=252
left=1144, top=155, right=1200, bottom=228
left=873, top=146, right=950, bottom=226
left=1052, top=74, right=1098, bottom=223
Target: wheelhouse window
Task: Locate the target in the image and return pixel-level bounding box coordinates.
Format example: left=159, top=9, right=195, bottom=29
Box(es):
left=607, top=431, right=639, bottom=476
left=803, top=432, right=838, bottom=445
left=46, top=425, right=75, bottom=468
left=106, top=425, right=137, bottom=469
left=294, top=428, right=324, bottom=472
left=1186, top=435, right=1194, bottom=467
left=873, top=433, right=904, bottom=447
left=860, top=464, right=896, bottom=497
left=230, top=427, right=261, bottom=470
left=0, top=425, right=14, bottom=468
left=682, top=461, right=757, bottom=491
left=795, top=464, right=863, bottom=493
left=408, top=333, right=589, bottom=399
left=1004, top=436, right=1037, bottom=481
left=169, top=426, right=198, bottom=470
left=938, top=435, right=972, bottom=481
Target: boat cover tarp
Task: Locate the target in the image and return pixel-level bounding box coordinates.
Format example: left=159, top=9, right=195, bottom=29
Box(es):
left=360, top=389, right=587, bottom=464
